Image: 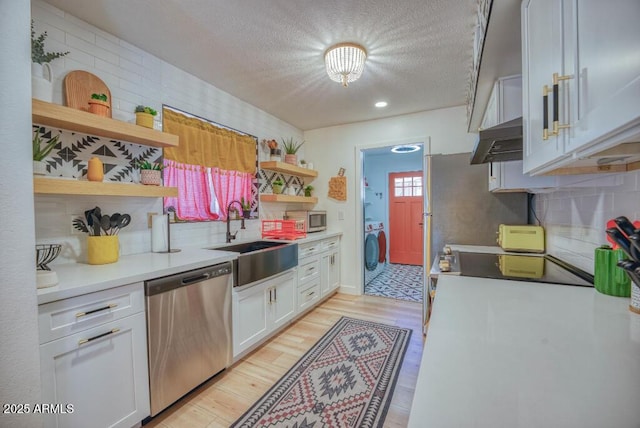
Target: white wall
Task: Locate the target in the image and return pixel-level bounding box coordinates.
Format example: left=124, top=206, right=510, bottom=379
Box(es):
left=0, top=1, right=43, bottom=426
left=534, top=171, right=640, bottom=274
left=31, top=0, right=304, bottom=263
left=305, top=106, right=476, bottom=293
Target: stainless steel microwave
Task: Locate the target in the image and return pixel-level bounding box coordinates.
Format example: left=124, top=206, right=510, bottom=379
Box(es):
left=285, top=210, right=327, bottom=233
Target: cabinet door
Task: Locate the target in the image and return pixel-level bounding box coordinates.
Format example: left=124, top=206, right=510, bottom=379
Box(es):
left=233, top=284, right=268, bottom=357
left=565, top=0, right=640, bottom=153
left=40, top=313, right=150, bottom=428
left=320, top=253, right=331, bottom=296
left=270, top=275, right=295, bottom=329
left=328, top=250, right=340, bottom=292
left=522, top=0, right=570, bottom=173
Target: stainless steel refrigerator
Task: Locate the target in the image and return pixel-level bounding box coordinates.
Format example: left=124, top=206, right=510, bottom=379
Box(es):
left=423, top=153, right=528, bottom=324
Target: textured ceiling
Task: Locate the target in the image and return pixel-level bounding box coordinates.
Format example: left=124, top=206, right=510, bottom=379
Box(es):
left=44, top=0, right=478, bottom=130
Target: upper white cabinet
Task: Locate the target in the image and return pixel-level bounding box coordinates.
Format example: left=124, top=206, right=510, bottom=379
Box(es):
left=522, top=0, right=640, bottom=175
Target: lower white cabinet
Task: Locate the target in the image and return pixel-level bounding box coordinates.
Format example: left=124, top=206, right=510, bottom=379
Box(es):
left=38, top=283, right=150, bottom=428
left=320, top=250, right=340, bottom=297
left=232, top=270, right=295, bottom=358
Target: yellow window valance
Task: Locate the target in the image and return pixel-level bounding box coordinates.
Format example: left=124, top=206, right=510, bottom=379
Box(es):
left=162, top=108, right=256, bottom=173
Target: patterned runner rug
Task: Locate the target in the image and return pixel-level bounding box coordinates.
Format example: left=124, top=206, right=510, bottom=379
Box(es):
left=231, top=317, right=412, bottom=428
left=365, top=264, right=423, bottom=302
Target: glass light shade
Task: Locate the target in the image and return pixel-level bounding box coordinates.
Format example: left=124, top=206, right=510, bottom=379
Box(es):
left=324, top=43, right=367, bottom=87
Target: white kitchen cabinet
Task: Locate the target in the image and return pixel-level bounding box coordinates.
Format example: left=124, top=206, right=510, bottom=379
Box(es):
left=522, top=0, right=640, bottom=175
left=38, top=283, right=149, bottom=428
left=298, top=236, right=341, bottom=311
left=481, top=75, right=522, bottom=130
left=233, top=270, right=295, bottom=358
left=522, top=0, right=569, bottom=173
left=489, top=160, right=556, bottom=192
left=320, top=246, right=340, bottom=297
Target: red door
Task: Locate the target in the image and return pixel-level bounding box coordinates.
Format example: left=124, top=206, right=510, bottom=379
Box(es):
left=389, top=171, right=423, bottom=265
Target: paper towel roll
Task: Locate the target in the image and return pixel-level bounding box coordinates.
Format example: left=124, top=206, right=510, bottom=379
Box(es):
left=151, top=214, right=168, bottom=252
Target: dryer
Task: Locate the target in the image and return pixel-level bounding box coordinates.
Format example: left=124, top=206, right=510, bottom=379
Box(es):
left=364, top=221, right=386, bottom=286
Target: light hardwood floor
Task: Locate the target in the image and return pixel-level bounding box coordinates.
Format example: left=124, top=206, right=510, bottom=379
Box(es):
left=145, top=293, right=425, bottom=428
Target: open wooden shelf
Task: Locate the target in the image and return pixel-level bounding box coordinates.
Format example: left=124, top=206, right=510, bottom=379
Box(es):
left=32, top=99, right=178, bottom=148
left=259, top=161, right=318, bottom=178
left=260, top=194, right=318, bottom=204
left=34, top=177, right=178, bottom=198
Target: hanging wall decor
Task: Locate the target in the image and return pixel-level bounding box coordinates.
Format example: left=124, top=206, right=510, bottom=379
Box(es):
left=328, top=167, right=347, bottom=201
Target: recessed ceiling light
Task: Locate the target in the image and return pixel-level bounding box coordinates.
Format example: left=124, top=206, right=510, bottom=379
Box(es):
left=391, top=144, right=421, bottom=153
left=374, top=101, right=388, bottom=108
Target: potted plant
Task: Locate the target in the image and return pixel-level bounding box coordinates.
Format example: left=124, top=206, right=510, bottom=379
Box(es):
left=272, top=178, right=284, bottom=194
left=281, top=138, right=304, bottom=165
left=135, top=105, right=157, bottom=128
left=32, top=130, right=60, bottom=175
left=88, top=93, right=110, bottom=117
left=31, top=20, right=68, bottom=102
left=304, top=185, right=314, bottom=197
left=299, top=159, right=307, bottom=168
left=137, top=160, right=163, bottom=185
left=240, top=197, right=252, bottom=219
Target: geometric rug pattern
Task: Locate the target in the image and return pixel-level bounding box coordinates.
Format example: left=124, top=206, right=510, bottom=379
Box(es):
left=231, top=317, right=412, bottom=428
left=365, top=264, right=423, bottom=303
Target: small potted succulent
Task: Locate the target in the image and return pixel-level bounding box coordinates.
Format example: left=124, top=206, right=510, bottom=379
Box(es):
left=304, top=185, right=314, bottom=197
left=299, top=159, right=307, bottom=168
left=272, top=178, right=284, bottom=194
left=240, top=197, right=252, bottom=219
left=137, top=160, right=163, bottom=186
left=32, top=129, right=60, bottom=175
left=281, top=138, right=304, bottom=165
left=88, top=93, right=109, bottom=117
left=135, top=105, right=157, bottom=128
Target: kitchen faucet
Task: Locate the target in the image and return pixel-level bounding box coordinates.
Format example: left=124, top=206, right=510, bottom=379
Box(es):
left=226, top=200, right=246, bottom=243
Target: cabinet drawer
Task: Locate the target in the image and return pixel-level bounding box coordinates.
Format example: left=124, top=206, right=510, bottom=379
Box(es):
left=298, top=242, right=322, bottom=259
left=321, top=237, right=339, bottom=251
left=297, top=258, right=320, bottom=285
left=297, top=280, right=320, bottom=313
left=38, top=282, right=144, bottom=344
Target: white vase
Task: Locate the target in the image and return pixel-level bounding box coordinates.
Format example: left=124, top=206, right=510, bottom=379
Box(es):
left=31, top=62, right=53, bottom=103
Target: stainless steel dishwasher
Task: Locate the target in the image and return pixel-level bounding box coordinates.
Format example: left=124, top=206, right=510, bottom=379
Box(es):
left=145, top=261, right=232, bottom=416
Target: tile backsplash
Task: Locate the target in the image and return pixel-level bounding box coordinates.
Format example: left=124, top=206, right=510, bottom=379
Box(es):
left=534, top=171, right=640, bottom=274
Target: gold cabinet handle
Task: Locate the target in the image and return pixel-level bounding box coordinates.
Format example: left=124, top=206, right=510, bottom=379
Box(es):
left=551, top=72, right=573, bottom=135
left=76, top=303, right=117, bottom=318
left=78, top=328, right=120, bottom=346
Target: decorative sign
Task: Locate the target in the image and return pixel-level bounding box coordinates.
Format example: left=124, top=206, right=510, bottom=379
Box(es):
left=328, top=168, right=347, bottom=201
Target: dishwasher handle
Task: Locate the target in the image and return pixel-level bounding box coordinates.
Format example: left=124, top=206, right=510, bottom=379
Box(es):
left=182, top=273, right=210, bottom=285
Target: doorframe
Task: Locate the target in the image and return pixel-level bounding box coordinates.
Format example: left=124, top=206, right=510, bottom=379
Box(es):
left=354, top=136, right=428, bottom=296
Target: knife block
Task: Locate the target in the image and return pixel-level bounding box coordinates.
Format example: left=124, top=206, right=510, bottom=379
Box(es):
left=594, top=246, right=631, bottom=297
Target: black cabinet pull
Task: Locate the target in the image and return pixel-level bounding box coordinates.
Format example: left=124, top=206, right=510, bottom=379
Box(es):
left=543, top=85, right=550, bottom=140
left=78, top=328, right=120, bottom=346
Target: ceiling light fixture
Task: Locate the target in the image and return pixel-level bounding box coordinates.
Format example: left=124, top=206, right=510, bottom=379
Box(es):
left=375, top=101, right=388, bottom=108
left=324, top=42, right=367, bottom=87
left=391, top=144, right=421, bottom=154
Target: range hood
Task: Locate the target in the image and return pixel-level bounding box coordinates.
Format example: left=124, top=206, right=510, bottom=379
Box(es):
left=470, top=117, right=523, bottom=164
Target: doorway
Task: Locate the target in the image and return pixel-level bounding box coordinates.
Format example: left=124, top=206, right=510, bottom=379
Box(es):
left=362, top=145, right=424, bottom=303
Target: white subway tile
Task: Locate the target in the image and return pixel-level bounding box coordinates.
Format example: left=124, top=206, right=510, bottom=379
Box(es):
left=32, top=0, right=65, bottom=18
left=95, top=58, right=141, bottom=84
left=119, top=57, right=146, bottom=76
left=66, top=33, right=118, bottom=65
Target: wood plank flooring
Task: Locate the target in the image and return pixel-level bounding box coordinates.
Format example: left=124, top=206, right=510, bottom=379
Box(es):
left=145, top=293, right=425, bottom=428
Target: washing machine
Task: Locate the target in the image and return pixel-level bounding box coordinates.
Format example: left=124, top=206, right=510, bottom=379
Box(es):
left=364, top=221, right=386, bottom=286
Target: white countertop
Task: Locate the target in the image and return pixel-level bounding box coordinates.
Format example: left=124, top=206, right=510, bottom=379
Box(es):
left=408, top=275, right=640, bottom=428
left=37, top=232, right=342, bottom=305
left=37, top=248, right=237, bottom=305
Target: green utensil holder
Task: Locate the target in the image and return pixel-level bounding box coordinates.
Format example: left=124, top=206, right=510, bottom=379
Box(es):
left=594, top=245, right=631, bottom=297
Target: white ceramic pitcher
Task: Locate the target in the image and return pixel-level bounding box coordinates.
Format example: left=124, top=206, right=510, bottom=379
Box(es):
left=31, top=62, right=53, bottom=102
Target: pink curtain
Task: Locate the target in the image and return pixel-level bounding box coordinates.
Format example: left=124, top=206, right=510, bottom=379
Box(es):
left=210, top=167, right=253, bottom=220
left=163, top=160, right=219, bottom=221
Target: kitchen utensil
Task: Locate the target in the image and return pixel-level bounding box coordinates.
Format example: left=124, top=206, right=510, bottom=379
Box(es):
left=100, top=214, right=111, bottom=235
left=628, top=233, right=640, bottom=256
left=110, top=213, right=121, bottom=230
left=606, top=228, right=634, bottom=260
left=615, top=216, right=636, bottom=237
left=606, top=219, right=620, bottom=249
left=113, top=214, right=131, bottom=234
left=91, top=213, right=101, bottom=236
left=72, top=218, right=89, bottom=233
left=64, top=70, right=112, bottom=117
left=616, top=260, right=640, bottom=286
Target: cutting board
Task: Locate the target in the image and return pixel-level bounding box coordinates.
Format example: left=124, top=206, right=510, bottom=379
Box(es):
left=64, top=70, right=112, bottom=117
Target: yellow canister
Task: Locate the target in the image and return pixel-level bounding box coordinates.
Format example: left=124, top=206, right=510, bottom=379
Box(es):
left=87, top=236, right=119, bottom=265
left=87, top=157, right=104, bottom=182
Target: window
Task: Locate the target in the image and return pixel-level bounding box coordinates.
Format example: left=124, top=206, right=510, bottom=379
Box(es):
left=394, top=175, right=422, bottom=197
